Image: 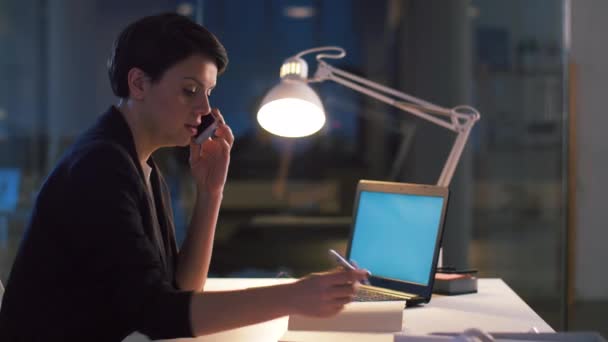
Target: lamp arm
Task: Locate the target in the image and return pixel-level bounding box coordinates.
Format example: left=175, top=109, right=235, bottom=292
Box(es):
left=437, top=119, right=475, bottom=187
left=312, top=61, right=480, bottom=187
left=324, top=62, right=450, bottom=114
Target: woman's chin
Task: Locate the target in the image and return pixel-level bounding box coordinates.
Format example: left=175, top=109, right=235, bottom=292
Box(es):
left=179, top=134, right=194, bottom=147
left=166, top=137, right=193, bottom=148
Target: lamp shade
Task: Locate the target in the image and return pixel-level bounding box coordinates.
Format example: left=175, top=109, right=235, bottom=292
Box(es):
left=257, top=80, right=325, bottom=138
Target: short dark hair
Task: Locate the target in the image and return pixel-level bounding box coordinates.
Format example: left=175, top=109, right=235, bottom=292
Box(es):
left=108, top=13, right=228, bottom=98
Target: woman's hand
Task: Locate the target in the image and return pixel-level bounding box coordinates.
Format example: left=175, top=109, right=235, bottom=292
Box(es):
left=288, top=268, right=370, bottom=317
left=189, top=108, right=234, bottom=195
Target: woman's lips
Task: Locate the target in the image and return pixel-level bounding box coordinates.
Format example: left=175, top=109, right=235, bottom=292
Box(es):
left=185, top=124, right=198, bottom=136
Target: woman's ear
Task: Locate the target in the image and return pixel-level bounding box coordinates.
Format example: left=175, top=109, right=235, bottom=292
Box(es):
left=126, top=67, right=148, bottom=100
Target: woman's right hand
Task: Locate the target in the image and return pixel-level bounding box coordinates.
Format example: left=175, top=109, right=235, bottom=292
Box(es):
left=288, top=268, right=370, bottom=317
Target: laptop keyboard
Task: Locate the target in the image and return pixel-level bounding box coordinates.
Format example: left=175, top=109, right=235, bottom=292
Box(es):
left=354, top=287, right=412, bottom=302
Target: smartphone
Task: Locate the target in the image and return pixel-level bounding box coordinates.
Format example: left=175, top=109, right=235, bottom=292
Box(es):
left=194, top=114, right=218, bottom=144
left=436, top=267, right=478, bottom=275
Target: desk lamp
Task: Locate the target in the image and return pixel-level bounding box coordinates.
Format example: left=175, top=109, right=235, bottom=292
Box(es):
left=257, top=46, right=480, bottom=187
left=256, top=46, right=480, bottom=266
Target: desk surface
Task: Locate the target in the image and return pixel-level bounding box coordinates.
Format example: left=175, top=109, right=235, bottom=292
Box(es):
left=125, top=278, right=553, bottom=342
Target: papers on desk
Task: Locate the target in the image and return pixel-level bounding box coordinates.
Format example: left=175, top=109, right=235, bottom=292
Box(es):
left=395, top=331, right=607, bottom=342
left=280, top=301, right=405, bottom=341
left=281, top=331, right=608, bottom=342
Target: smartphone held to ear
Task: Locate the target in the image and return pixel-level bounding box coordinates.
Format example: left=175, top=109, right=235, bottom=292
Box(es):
left=194, top=114, right=218, bottom=144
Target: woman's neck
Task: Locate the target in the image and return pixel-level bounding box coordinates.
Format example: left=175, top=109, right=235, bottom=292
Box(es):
left=116, top=100, right=157, bottom=175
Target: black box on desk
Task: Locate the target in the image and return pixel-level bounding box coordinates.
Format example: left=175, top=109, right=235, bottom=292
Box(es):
left=433, top=274, right=478, bottom=295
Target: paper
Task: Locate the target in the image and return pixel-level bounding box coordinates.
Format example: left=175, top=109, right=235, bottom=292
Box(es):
left=395, top=331, right=608, bottom=342
left=287, top=301, right=405, bottom=333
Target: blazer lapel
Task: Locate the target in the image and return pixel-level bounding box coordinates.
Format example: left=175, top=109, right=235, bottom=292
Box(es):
left=94, top=106, right=170, bottom=272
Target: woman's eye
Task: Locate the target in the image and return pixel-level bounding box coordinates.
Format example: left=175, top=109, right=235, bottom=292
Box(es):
left=183, top=87, right=198, bottom=96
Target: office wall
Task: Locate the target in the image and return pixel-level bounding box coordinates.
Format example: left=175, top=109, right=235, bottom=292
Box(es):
left=45, top=0, right=169, bottom=167
left=474, top=0, right=562, bottom=49
left=397, top=0, right=473, bottom=269
left=0, top=0, right=44, bottom=137
left=571, top=0, right=608, bottom=301
left=46, top=0, right=99, bottom=165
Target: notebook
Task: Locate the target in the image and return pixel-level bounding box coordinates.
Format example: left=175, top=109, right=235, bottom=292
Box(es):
left=345, top=180, right=449, bottom=306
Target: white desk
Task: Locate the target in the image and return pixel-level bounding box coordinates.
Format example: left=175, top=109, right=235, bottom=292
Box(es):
left=124, top=278, right=553, bottom=342
left=403, top=279, right=553, bottom=335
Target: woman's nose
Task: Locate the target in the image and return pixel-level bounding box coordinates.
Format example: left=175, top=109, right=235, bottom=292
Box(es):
left=195, top=96, right=211, bottom=115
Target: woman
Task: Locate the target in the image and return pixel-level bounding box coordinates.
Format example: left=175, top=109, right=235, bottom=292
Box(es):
left=0, top=13, right=368, bottom=341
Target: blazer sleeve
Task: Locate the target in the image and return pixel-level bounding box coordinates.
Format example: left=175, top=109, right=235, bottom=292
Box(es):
left=64, top=143, right=194, bottom=339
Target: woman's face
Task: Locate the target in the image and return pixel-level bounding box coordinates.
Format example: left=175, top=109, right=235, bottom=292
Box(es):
left=141, top=54, right=218, bottom=147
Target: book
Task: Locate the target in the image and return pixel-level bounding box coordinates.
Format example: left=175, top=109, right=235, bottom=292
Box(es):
left=280, top=330, right=395, bottom=342
left=286, top=301, right=405, bottom=333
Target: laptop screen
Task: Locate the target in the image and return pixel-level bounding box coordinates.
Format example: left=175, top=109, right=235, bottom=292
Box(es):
left=348, top=189, right=446, bottom=286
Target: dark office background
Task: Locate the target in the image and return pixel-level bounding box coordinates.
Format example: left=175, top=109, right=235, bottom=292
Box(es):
left=0, top=0, right=605, bottom=337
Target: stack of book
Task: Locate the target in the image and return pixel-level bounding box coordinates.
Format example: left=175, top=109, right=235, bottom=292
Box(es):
left=280, top=301, right=405, bottom=341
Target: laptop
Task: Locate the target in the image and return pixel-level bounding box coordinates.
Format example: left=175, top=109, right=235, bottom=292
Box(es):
left=345, top=180, right=449, bottom=306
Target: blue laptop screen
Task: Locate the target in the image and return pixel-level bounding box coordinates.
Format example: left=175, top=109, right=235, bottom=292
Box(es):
left=349, top=190, right=445, bottom=286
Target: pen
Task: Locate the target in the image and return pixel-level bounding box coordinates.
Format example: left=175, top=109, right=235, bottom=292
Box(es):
left=328, top=249, right=356, bottom=270
left=328, top=249, right=371, bottom=284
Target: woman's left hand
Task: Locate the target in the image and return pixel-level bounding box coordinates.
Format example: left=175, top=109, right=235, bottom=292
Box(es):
left=189, top=108, right=234, bottom=195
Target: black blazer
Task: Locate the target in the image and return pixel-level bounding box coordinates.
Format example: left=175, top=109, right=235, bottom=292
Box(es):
left=0, top=107, right=194, bottom=341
